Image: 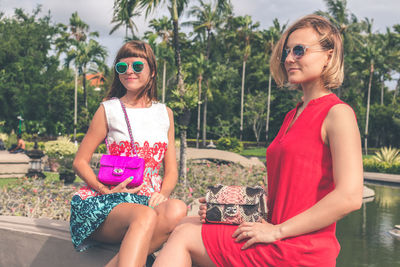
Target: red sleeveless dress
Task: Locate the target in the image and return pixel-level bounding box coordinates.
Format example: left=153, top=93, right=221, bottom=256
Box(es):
left=202, top=93, right=345, bottom=266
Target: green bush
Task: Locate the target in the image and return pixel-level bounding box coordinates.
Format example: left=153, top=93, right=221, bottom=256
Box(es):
left=0, top=133, right=8, bottom=143
left=363, top=158, right=400, bottom=174
left=21, top=133, right=33, bottom=141
left=216, top=137, right=243, bottom=153
left=5, top=133, right=17, bottom=149
left=69, top=133, right=85, bottom=142
left=25, top=141, right=45, bottom=150
left=96, top=143, right=107, bottom=154
left=44, top=137, right=77, bottom=159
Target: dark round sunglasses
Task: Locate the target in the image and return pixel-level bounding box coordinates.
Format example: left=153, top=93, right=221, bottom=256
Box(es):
left=282, top=45, right=309, bottom=62
left=115, top=61, right=145, bottom=74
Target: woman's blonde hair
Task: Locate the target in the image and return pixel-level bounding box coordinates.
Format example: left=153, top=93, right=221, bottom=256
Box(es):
left=270, top=14, right=344, bottom=90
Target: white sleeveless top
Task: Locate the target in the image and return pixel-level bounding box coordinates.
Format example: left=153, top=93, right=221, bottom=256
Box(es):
left=75, top=98, right=170, bottom=199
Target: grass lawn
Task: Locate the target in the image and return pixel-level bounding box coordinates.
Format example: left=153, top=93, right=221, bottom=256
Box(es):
left=0, top=178, right=18, bottom=187
left=240, top=147, right=266, bottom=158
left=0, top=172, right=82, bottom=187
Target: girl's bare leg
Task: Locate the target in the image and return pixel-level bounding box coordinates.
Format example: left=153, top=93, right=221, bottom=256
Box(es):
left=153, top=217, right=216, bottom=267
left=91, top=203, right=157, bottom=267
left=149, top=199, right=188, bottom=253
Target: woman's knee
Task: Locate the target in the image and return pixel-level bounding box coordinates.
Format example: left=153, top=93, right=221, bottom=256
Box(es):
left=162, top=199, right=188, bottom=226
left=129, top=205, right=158, bottom=230
left=169, top=221, right=201, bottom=247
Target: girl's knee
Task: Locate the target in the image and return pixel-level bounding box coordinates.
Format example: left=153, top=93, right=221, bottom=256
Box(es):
left=131, top=206, right=157, bottom=229
left=165, top=199, right=188, bottom=222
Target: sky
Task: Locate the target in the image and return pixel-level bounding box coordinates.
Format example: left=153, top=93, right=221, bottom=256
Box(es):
left=1, top=0, right=399, bottom=77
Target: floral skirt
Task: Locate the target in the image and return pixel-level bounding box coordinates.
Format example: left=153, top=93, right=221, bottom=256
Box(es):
left=70, top=192, right=150, bottom=251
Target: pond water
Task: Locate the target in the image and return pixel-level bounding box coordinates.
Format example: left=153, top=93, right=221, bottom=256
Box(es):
left=336, top=183, right=400, bottom=266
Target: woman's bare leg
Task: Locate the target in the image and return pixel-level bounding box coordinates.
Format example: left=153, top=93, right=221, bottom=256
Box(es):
left=91, top=203, right=157, bottom=267
left=153, top=217, right=216, bottom=267
left=149, top=199, right=188, bottom=253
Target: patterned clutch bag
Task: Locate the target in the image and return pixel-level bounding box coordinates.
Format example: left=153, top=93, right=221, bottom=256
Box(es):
left=205, top=185, right=268, bottom=225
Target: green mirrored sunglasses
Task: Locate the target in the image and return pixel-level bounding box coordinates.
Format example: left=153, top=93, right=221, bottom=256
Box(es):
left=115, top=61, right=145, bottom=74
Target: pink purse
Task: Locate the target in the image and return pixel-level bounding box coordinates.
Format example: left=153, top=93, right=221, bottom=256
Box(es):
left=98, top=99, right=145, bottom=188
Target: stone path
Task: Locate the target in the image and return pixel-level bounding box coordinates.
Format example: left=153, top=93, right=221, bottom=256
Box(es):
left=177, top=148, right=265, bottom=168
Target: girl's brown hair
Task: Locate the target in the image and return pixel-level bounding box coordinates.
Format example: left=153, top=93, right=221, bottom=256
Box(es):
left=270, top=14, right=344, bottom=90
left=105, top=40, right=158, bottom=101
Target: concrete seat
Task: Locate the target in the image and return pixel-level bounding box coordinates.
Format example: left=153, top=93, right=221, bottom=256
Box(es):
left=0, top=216, right=118, bottom=267
left=0, top=151, right=30, bottom=178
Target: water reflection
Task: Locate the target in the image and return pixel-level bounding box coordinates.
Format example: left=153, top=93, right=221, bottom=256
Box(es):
left=337, top=183, right=400, bottom=266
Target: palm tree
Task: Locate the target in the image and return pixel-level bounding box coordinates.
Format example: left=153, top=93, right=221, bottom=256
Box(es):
left=231, top=15, right=259, bottom=141
left=356, top=18, right=383, bottom=155
left=191, top=53, right=206, bottom=148
left=185, top=0, right=232, bottom=147
left=110, top=0, right=142, bottom=39
left=135, top=0, right=190, bottom=182
left=146, top=16, right=174, bottom=103
left=55, top=12, right=96, bottom=140
left=262, top=18, right=286, bottom=144
left=65, top=39, right=108, bottom=104
left=316, top=0, right=363, bottom=97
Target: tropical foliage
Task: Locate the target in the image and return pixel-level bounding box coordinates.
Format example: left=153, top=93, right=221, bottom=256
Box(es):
left=1, top=0, right=400, bottom=178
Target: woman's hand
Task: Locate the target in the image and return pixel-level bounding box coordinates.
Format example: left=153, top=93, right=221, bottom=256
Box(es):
left=198, top=197, right=207, bottom=223
left=149, top=192, right=168, bottom=208
left=106, top=177, right=144, bottom=194
left=232, top=220, right=282, bottom=250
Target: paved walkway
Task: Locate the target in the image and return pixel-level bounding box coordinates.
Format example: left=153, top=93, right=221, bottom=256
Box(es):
left=177, top=148, right=265, bottom=167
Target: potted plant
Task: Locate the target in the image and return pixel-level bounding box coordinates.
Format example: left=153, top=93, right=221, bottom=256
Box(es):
left=58, top=155, right=76, bottom=184
left=44, top=137, right=78, bottom=183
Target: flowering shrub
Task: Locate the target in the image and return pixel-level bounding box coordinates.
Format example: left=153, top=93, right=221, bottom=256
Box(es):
left=170, top=161, right=266, bottom=207
left=216, top=137, right=244, bottom=153
left=0, top=177, right=75, bottom=220
left=1, top=162, right=267, bottom=220
left=363, top=158, right=400, bottom=174
left=44, top=137, right=77, bottom=159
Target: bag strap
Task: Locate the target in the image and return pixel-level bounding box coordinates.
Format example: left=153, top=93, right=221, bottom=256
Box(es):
left=105, top=97, right=138, bottom=156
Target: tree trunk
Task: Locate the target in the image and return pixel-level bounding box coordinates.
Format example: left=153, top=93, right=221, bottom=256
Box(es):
left=162, top=60, right=166, bottom=103
left=240, top=60, right=246, bottom=141
left=178, top=110, right=190, bottom=187
left=196, top=75, right=202, bottom=148
left=381, top=76, right=384, bottom=105
left=393, top=78, right=400, bottom=104
left=364, top=62, right=374, bottom=155
left=202, top=85, right=208, bottom=147
left=201, top=29, right=211, bottom=148
left=179, top=129, right=187, bottom=187
left=83, top=72, right=87, bottom=109
left=171, top=2, right=187, bottom=181
left=74, top=67, right=78, bottom=142
left=265, top=73, right=272, bottom=144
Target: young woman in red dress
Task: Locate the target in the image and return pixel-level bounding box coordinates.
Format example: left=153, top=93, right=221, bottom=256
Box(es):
left=153, top=15, right=364, bottom=267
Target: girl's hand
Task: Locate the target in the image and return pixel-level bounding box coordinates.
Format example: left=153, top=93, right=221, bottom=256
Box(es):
left=232, top=220, right=282, bottom=250
left=198, top=197, right=207, bottom=223
left=149, top=192, right=168, bottom=208
left=108, top=177, right=143, bottom=194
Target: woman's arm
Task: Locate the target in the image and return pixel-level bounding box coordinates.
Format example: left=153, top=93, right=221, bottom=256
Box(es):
left=159, top=107, right=178, bottom=198
left=72, top=105, right=111, bottom=194
left=234, top=104, right=364, bottom=248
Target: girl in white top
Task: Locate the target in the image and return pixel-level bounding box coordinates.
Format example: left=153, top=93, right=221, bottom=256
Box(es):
left=71, top=40, right=187, bottom=267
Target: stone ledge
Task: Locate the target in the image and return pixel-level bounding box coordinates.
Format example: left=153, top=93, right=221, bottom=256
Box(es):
left=0, top=216, right=118, bottom=267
